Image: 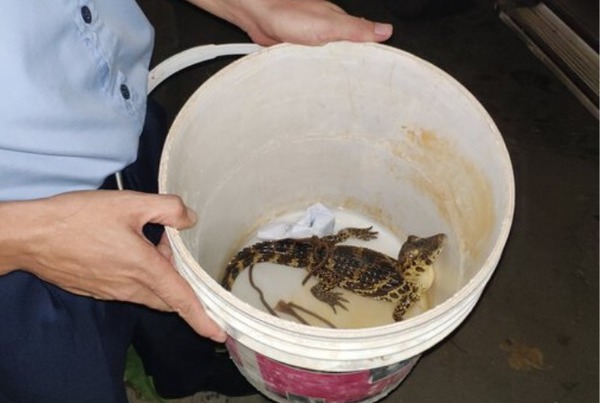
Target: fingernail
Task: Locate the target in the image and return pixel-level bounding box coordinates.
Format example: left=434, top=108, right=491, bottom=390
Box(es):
left=374, top=23, right=393, bottom=37
left=211, top=329, right=227, bottom=343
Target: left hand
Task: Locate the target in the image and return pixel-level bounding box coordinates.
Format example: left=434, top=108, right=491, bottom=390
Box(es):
left=0, top=191, right=227, bottom=342
left=188, top=0, right=393, bottom=45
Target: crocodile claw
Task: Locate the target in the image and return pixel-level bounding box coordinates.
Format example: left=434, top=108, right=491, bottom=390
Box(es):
left=355, top=227, right=378, bottom=241
left=324, top=291, right=349, bottom=314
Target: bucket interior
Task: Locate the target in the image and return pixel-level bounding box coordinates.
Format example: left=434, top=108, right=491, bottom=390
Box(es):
left=159, top=42, right=514, bottom=368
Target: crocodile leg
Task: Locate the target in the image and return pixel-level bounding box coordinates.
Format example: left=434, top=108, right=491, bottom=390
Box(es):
left=392, top=290, right=419, bottom=321
left=320, top=227, right=378, bottom=245
left=309, top=273, right=349, bottom=313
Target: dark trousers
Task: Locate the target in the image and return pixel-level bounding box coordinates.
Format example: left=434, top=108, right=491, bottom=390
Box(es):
left=0, top=100, right=225, bottom=402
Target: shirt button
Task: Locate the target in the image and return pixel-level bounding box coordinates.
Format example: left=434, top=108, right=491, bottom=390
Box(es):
left=81, top=6, right=92, bottom=24
left=120, top=84, right=131, bottom=100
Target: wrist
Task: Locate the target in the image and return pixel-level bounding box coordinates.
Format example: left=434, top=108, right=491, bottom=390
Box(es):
left=0, top=198, right=49, bottom=275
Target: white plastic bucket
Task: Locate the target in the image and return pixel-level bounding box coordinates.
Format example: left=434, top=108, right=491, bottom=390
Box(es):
left=157, top=42, right=515, bottom=402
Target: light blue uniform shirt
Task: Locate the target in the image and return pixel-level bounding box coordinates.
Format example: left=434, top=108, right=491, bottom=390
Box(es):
left=0, top=0, right=154, bottom=201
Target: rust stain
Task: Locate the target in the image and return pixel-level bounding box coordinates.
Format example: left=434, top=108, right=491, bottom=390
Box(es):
left=394, top=128, right=495, bottom=264
left=339, top=198, right=394, bottom=233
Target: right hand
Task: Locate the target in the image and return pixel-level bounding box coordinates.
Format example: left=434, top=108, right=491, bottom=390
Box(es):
left=0, top=190, right=226, bottom=342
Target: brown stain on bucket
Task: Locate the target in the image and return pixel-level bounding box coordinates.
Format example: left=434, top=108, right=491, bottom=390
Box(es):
left=391, top=129, right=496, bottom=264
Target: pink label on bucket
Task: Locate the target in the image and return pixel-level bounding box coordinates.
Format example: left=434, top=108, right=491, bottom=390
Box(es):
left=256, top=353, right=418, bottom=403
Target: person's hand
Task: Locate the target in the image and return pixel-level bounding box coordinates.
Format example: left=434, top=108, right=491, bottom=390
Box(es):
left=0, top=190, right=226, bottom=342
left=191, top=0, right=393, bottom=45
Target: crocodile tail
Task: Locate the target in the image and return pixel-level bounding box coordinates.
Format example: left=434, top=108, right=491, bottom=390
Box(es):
left=221, top=246, right=255, bottom=290
left=221, top=239, right=314, bottom=290
left=221, top=241, right=281, bottom=290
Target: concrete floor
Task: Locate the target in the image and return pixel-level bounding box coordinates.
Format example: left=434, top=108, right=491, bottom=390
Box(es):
left=132, top=1, right=598, bottom=402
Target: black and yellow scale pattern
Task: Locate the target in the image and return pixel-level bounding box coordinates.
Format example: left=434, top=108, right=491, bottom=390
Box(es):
left=222, top=227, right=446, bottom=321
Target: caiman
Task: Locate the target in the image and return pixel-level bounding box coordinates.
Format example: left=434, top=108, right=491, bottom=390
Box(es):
left=222, top=227, right=446, bottom=321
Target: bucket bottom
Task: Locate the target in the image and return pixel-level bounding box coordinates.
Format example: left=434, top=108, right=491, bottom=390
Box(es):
left=226, top=338, right=419, bottom=403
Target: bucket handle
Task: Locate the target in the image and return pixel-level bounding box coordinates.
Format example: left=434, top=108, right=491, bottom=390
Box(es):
left=147, top=43, right=263, bottom=93
left=115, top=43, right=263, bottom=189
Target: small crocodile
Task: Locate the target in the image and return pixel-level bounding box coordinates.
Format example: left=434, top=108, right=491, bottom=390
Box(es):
left=222, top=227, right=446, bottom=321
